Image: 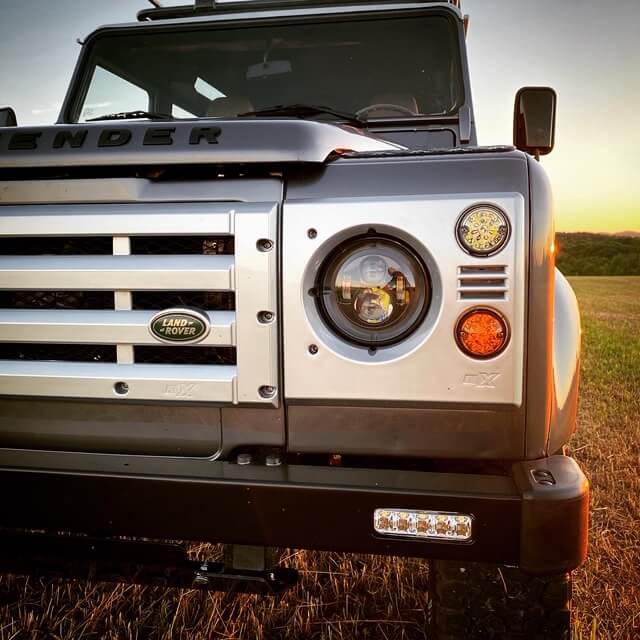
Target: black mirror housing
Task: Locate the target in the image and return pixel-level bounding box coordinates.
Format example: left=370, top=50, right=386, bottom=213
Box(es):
left=0, top=107, right=17, bottom=127
left=513, top=87, right=556, bottom=157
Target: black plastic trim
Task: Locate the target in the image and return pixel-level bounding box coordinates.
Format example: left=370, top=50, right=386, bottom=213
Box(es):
left=340, top=145, right=516, bottom=159
left=0, top=452, right=588, bottom=573
left=512, top=456, right=589, bottom=574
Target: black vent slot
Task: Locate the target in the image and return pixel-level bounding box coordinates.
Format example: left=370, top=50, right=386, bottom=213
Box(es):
left=458, top=278, right=506, bottom=287
left=0, top=343, right=117, bottom=363
left=459, top=266, right=506, bottom=275
left=134, top=346, right=236, bottom=365
left=459, top=290, right=507, bottom=300
left=0, top=236, right=112, bottom=255
left=132, top=291, right=234, bottom=311
left=0, top=291, right=114, bottom=310
left=131, top=236, right=234, bottom=255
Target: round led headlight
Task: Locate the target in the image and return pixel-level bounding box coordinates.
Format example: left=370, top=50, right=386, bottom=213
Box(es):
left=457, top=205, right=510, bottom=256
left=317, top=237, right=430, bottom=347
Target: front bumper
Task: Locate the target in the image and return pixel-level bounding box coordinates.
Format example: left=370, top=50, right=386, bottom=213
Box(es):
left=0, top=451, right=588, bottom=575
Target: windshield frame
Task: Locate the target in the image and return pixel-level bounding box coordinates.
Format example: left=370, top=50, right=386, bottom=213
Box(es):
left=60, top=4, right=469, bottom=127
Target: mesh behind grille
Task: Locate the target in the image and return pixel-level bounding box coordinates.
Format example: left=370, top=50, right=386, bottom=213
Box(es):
left=0, top=291, right=115, bottom=310
left=0, top=343, right=117, bottom=363
left=134, top=346, right=236, bottom=365
left=0, top=236, right=112, bottom=255
left=0, top=236, right=234, bottom=256
left=131, top=236, right=234, bottom=255
left=132, top=291, right=234, bottom=311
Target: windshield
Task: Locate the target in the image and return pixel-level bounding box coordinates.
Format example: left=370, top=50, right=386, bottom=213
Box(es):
left=71, top=14, right=464, bottom=123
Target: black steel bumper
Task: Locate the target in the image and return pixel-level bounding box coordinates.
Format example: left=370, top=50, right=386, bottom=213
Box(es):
left=0, top=451, right=588, bottom=575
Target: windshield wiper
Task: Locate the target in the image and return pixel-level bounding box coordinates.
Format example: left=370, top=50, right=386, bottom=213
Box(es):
left=238, top=104, right=366, bottom=128
left=87, top=110, right=173, bottom=122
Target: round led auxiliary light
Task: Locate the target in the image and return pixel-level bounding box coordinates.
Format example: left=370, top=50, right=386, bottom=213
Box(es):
left=455, top=308, right=510, bottom=359
left=457, top=205, right=510, bottom=256
left=317, top=237, right=430, bottom=347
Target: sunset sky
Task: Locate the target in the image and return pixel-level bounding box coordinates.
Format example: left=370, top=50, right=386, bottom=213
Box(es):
left=1, top=0, right=638, bottom=233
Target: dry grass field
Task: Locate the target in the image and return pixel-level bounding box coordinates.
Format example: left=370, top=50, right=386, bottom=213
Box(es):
left=567, top=277, right=640, bottom=640
left=0, top=276, right=637, bottom=639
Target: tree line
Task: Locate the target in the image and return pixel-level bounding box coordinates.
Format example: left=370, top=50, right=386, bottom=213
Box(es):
left=555, top=233, right=640, bottom=276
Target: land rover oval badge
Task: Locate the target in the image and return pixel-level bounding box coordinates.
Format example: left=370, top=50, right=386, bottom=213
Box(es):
left=149, top=309, right=210, bottom=344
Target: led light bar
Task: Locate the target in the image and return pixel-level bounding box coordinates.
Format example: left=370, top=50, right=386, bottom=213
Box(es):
left=373, top=509, right=473, bottom=541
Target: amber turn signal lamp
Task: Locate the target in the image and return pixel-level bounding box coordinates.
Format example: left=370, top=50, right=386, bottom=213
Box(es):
left=455, top=308, right=509, bottom=358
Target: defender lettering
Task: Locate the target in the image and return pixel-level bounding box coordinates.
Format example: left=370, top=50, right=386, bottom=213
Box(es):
left=0, top=125, right=221, bottom=151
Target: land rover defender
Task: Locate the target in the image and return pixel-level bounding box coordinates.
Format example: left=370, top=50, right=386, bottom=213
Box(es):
left=0, top=0, right=587, bottom=637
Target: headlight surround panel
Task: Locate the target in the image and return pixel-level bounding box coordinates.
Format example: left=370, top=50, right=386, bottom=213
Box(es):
left=282, top=194, right=525, bottom=406
left=317, top=236, right=431, bottom=347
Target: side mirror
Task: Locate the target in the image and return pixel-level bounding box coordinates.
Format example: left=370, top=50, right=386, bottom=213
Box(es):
left=0, top=107, right=17, bottom=127
left=513, top=87, right=556, bottom=158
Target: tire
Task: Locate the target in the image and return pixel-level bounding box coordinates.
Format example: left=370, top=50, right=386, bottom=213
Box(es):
left=428, top=560, right=572, bottom=639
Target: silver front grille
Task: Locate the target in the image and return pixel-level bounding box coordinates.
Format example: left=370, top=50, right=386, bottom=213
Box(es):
left=457, top=265, right=508, bottom=301
left=0, top=201, right=278, bottom=405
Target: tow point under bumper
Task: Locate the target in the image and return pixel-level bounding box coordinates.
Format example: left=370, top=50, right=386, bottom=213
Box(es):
left=0, top=452, right=588, bottom=575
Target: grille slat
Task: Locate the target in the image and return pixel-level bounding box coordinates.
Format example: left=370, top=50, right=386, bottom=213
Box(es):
left=0, top=360, right=237, bottom=402
left=0, top=255, right=235, bottom=291
left=0, top=309, right=235, bottom=346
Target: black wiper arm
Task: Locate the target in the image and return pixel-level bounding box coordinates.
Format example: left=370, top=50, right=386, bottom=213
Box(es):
left=238, top=104, right=365, bottom=127
left=87, top=110, right=173, bottom=122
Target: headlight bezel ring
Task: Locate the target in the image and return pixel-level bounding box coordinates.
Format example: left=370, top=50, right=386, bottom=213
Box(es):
left=315, top=234, right=431, bottom=349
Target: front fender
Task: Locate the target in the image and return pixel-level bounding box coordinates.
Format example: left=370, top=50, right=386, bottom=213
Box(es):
left=548, top=269, right=581, bottom=453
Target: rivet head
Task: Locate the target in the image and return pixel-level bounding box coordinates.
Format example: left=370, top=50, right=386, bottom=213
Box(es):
left=307, top=228, right=318, bottom=239
left=308, top=344, right=319, bottom=355
left=114, top=381, right=129, bottom=395
left=258, top=311, right=275, bottom=323
left=257, top=239, right=274, bottom=252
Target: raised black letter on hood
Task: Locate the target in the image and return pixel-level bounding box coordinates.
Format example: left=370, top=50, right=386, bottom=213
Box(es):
left=98, top=129, right=132, bottom=147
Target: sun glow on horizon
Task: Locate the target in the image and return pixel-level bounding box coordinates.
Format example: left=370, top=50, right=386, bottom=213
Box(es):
left=465, top=0, right=640, bottom=234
